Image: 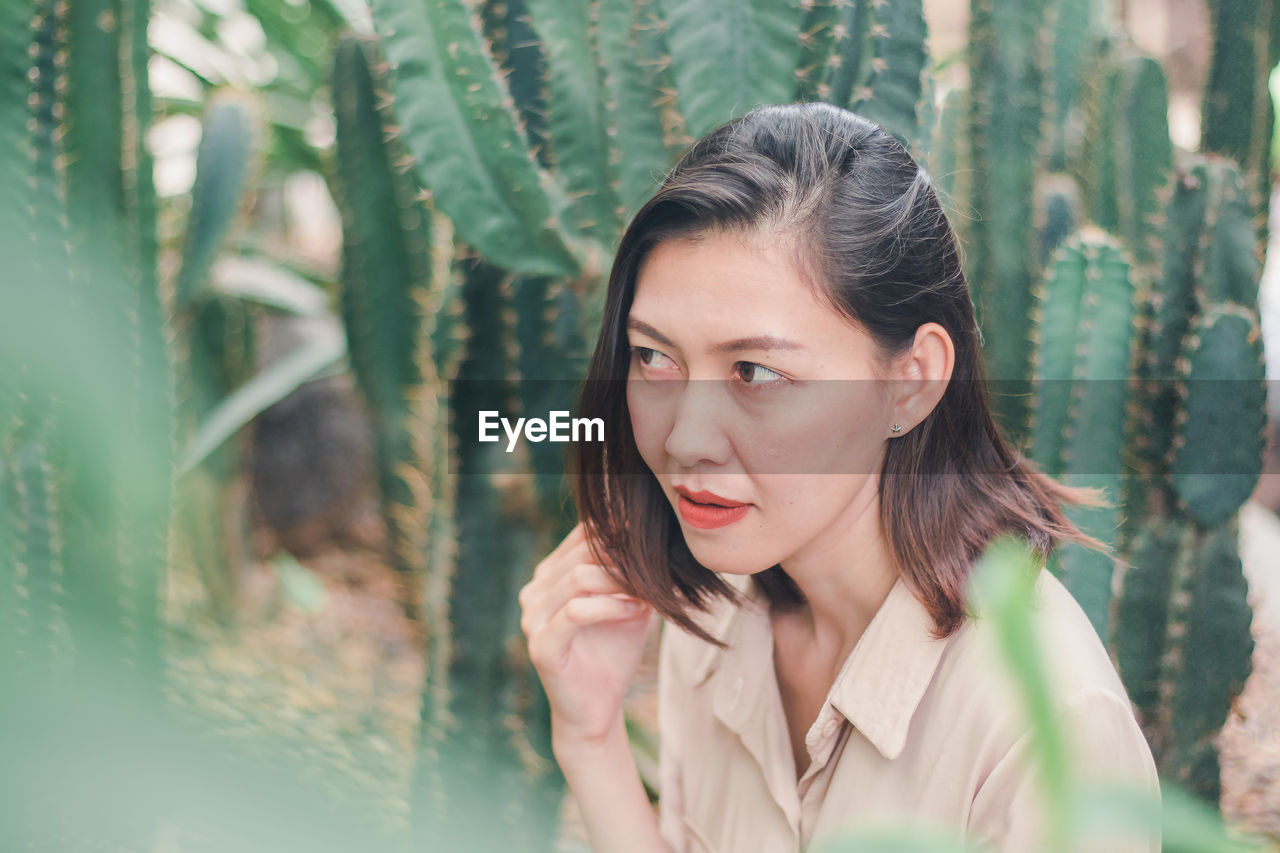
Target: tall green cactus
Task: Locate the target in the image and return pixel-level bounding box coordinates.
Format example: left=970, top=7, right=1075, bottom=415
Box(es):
left=596, top=0, right=683, bottom=218
left=1026, top=157, right=1267, bottom=804
left=3, top=7, right=176, bottom=849
left=1119, top=166, right=1269, bottom=801
left=965, top=0, right=1047, bottom=439
left=332, top=33, right=568, bottom=850
left=523, top=0, right=622, bottom=246
left=1201, top=0, right=1280, bottom=231
left=793, top=0, right=928, bottom=148
left=1125, top=157, right=1268, bottom=538
left=969, top=0, right=1269, bottom=808
left=1, top=0, right=170, bottom=686
left=332, top=36, right=432, bottom=620
left=1112, top=55, right=1170, bottom=270
left=368, top=0, right=588, bottom=279
left=658, top=0, right=807, bottom=140
left=1030, top=228, right=1137, bottom=640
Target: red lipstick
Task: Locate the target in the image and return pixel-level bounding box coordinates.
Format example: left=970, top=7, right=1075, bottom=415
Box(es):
left=674, top=486, right=751, bottom=529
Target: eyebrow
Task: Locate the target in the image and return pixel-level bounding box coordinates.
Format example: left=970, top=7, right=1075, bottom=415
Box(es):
left=626, top=317, right=806, bottom=354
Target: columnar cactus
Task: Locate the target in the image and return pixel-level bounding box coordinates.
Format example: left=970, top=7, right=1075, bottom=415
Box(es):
left=1030, top=228, right=1137, bottom=641
left=1200, top=0, right=1279, bottom=231
left=332, top=36, right=432, bottom=620
left=331, top=32, right=568, bottom=851
left=957, top=0, right=1269, bottom=808
left=964, top=0, right=1047, bottom=438
left=794, top=0, right=928, bottom=148
left=1106, top=156, right=1267, bottom=802
left=1125, top=157, right=1269, bottom=538
left=1026, top=157, right=1267, bottom=803
left=1, top=0, right=170, bottom=685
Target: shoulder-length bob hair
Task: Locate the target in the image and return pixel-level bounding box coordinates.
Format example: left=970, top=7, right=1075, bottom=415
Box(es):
left=569, top=102, right=1115, bottom=647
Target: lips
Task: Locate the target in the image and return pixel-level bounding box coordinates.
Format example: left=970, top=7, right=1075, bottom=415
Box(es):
left=673, top=486, right=752, bottom=530
left=673, top=486, right=749, bottom=507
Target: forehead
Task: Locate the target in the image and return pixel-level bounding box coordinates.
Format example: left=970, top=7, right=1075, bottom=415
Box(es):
left=635, top=231, right=808, bottom=303
left=629, top=231, right=856, bottom=344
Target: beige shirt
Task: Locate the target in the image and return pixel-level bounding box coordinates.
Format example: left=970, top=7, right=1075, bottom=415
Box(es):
left=656, top=568, right=1162, bottom=852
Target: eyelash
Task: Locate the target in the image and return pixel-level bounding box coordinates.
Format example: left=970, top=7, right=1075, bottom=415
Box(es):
left=628, top=345, right=789, bottom=393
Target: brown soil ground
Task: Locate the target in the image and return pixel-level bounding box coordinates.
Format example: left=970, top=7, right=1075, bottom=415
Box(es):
left=1221, top=606, right=1280, bottom=839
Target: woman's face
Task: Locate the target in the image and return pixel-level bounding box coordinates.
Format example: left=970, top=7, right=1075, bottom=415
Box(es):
left=625, top=229, right=900, bottom=576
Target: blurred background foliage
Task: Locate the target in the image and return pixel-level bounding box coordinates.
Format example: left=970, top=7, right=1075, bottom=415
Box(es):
left=2, top=0, right=1280, bottom=850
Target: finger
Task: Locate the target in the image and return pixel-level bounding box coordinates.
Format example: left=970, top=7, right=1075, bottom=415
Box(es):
left=525, top=535, right=611, bottom=602
left=551, top=521, right=588, bottom=561
left=533, top=530, right=618, bottom=592
left=523, top=562, right=634, bottom=636
left=581, top=525, right=623, bottom=569
left=529, top=594, right=650, bottom=671
left=558, top=527, right=601, bottom=566
left=533, top=523, right=590, bottom=584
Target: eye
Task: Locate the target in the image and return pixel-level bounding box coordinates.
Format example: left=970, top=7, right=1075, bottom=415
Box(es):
left=630, top=345, right=679, bottom=373
left=733, top=361, right=788, bottom=391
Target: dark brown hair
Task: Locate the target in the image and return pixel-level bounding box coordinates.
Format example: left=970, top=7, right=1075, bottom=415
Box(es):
left=569, top=102, right=1116, bottom=647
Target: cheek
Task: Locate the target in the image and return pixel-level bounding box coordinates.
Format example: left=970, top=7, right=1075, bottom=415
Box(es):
left=743, top=389, right=883, bottom=475
left=626, top=381, right=671, bottom=466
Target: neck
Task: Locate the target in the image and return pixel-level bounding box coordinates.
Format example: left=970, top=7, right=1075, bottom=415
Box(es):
left=773, top=479, right=900, bottom=654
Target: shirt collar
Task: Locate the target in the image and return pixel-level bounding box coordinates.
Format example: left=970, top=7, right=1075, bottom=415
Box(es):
left=686, top=572, right=753, bottom=685
left=686, top=571, right=955, bottom=761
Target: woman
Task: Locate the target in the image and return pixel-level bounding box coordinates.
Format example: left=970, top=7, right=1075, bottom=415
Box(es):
left=518, top=103, right=1160, bottom=852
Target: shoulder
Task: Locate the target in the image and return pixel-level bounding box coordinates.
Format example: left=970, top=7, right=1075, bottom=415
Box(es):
left=913, top=567, right=1150, bottom=770
left=920, top=569, right=1160, bottom=846
left=929, top=567, right=1156, bottom=780
left=1024, top=567, right=1133, bottom=700
left=940, top=567, right=1132, bottom=708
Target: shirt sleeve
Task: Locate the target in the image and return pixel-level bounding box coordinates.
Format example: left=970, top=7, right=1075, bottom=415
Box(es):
left=656, top=621, right=687, bottom=853
left=968, top=687, right=1162, bottom=853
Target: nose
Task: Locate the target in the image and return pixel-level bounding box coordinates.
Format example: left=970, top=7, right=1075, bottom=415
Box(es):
left=663, top=380, right=733, bottom=469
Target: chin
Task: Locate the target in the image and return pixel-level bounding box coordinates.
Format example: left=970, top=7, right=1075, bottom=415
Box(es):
left=682, top=540, right=773, bottom=576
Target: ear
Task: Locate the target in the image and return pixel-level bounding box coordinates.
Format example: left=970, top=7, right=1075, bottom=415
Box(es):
left=887, top=323, right=954, bottom=436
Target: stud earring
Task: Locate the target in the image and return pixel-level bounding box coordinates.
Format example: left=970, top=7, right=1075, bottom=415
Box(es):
left=890, top=423, right=902, bottom=433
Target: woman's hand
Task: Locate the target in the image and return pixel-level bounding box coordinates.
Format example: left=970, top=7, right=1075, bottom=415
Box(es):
left=519, top=521, right=653, bottom=750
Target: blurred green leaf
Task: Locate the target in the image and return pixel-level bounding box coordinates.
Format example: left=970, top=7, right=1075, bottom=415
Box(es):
left=966, top=535, right=1073, bottom=853
left=177, top=321, right=346, bottom=476
left=174, top=95, right=259, bottom=306
left=270, top=552, right=329, bottom=614
left=209, top=255, right=332, bottom=316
